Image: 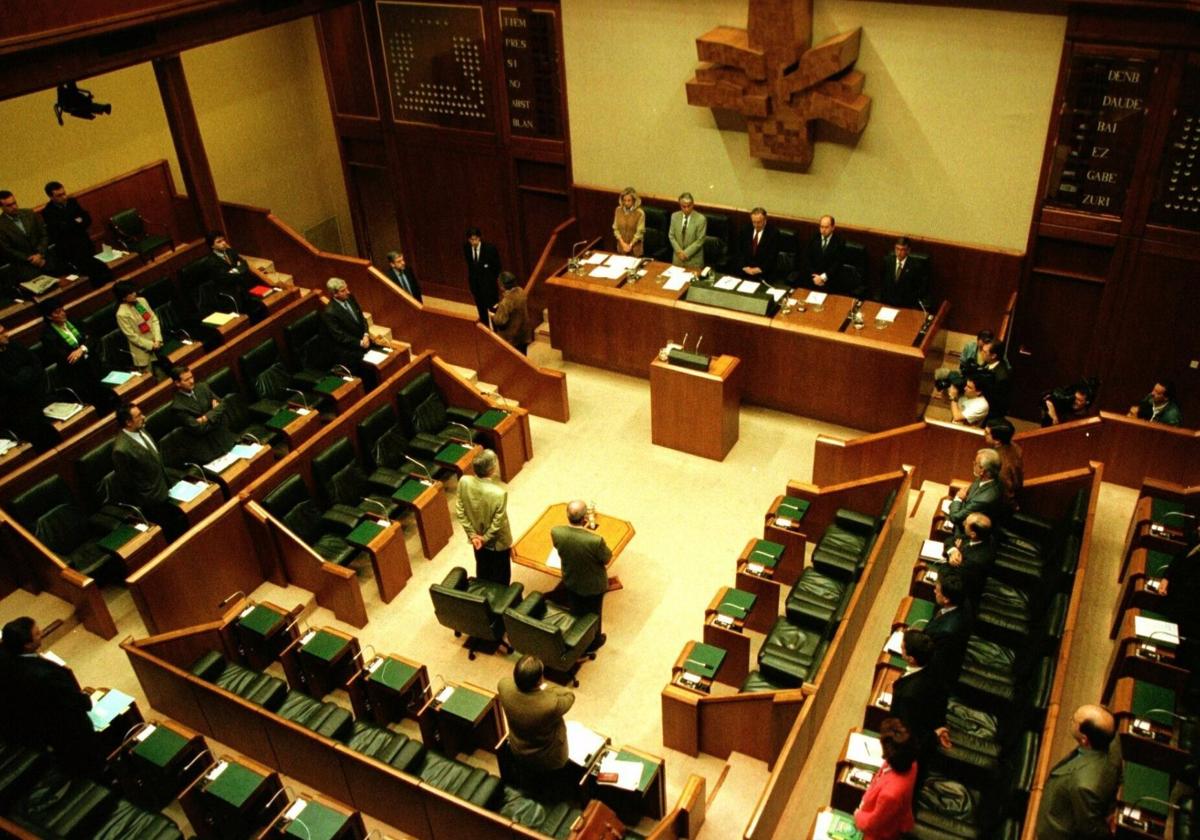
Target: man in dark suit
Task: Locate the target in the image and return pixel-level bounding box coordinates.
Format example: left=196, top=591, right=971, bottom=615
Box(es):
left=112, top=402, right=186, bottom=539
left=551, top=499, right=612, bottom=651
left=40, top=181, right=111, bottom=286
left=947, top=449, right=1004, bottom=539
left=800, top=214, right=847, bottom=292
left=734, top=207, right=781, bottom=283
left=0, top=616, right=99, bottom=775
left=383, top=249, right=423, bottom=302
left=497, top=655, right=575, bottom=784
left=201, top=231, right=265, bottom=322
left=891, top=630, right=950, bottom=756
left=1034, top=704, right=1120, bottom=840
left=944, top=512, right=995, bottom=605
left=40, top=299, right=113, bottom=412
left=464, top=227, right=501, bottom=324
left=0, top=324, right=51, bottom=449
left=879, top=235, right=930, bottom=310
left=925, top=569, right=973, bottom=688
left=170, top=366, right=237, bottom=463
left=321, top=277, right=382, bottom=372
left=0, top=189, right=58, bottom=282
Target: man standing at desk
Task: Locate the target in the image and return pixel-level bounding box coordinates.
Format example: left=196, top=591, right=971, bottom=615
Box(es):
left=112, top=403, right=185, bottom=539
left=170, top=366, right=237, bottom=463
left=801, top=214, right=846, bottom=292
left=552, top=500, right=611, bottom=651
left=879, top=236, right=930, bottom=310
left=464, top=228, right=501, bottom=324
left=322, top=277, right=383, bottom=373
left=497, top=655, right=574, bottom=784
left=668, top=192, right=706, bottom=269
left=41, top=181, right=111, bottom=285
left=735, top=207, right=779, bottom=282
left=455, top=449, right=513, bottom=585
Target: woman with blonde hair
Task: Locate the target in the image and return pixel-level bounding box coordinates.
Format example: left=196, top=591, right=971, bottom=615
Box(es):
left=612, top=187, right=645, bottom=257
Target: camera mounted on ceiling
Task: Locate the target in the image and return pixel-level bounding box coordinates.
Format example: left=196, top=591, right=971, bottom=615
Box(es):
left=54, top=82, right=112, bottom=125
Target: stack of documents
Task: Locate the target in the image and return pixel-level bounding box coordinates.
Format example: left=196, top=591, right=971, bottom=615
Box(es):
left=589, top=264, right=626, bottom=280
left=43, top=402, right=83, bottom=421
left=920, top=539, right=946, bottom=563
left=0, top=438, right=17, bottom=457
left=363, top=349, right=390, bottom=365
left=566, top=721, right=607, bottom=766
left=1134, top=615, right=1180, bottom=646
left=205, top=452, right=240, bottom=474
left=201, top=311, right=238, bottom=327
left=546, top=548, right=562, bottom=569
left=101, top=370, right=137, bottom=386
left=596, top=752, right=643, bottom=790
left=605, top=254, right=641, bottom=272
left=88, top=688, right=134, bottom=732
left=168, top=480, right=206, bottom=504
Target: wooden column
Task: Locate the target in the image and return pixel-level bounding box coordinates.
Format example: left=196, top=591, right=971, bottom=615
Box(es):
left=153, top=55, right=224, bottom=235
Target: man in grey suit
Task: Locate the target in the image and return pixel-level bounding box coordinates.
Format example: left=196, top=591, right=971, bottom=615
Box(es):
left=0, top=189, right=57, bottom=282
left=947, top=448, right=1003, bottom=538
left=551, top=500, right=611, bottom=650
left=454, top=449, right=512, bottom=585
left=497, top=655, right=575, bottom=780
left=668, top=192, right=707, bottom=269
left=170, top=366, right=237, bottom=463
left=112, top=403, right=186, bottom=539
left=1035, top=704, right=1120, bottom=840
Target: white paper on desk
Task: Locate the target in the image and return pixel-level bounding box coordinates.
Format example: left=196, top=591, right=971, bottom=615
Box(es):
left=767, top=287, right=786, bottom=302
left=598, top=754, right=643, bottom=791
left=363, top=349, right=389, bottom=365
left=231, top=443, right=264, bottom=460
left=876, top=307, right=900, bottom=323
left=101, top=370, right=136, bottom=386
left=1134, top=615, right=1180, bottom=646
left=812, top=810, right=836, bottom=840
left=847, top=732, right=884, bottom=768
left=583, top=252, right=608, bottom=265
left=714, top=276, right=740, bottom=290
left=920, top=539, right=946, bottom=562
left=435, top=685, right=455, bottom=704
left=661, top=275, right=688, bottom=292
left=546, top=548, right=562, bottom=570
left=0, top=439, right=16, bottom=456
left=566, top=720, right=606, bottom=766
left=606, top=255, right=641, bottom=271
left=201, top=311, right=237, bottom=327
left=940, top=498, right=953, bottom=515
left=805, top=291, right=828, bottom=305
left=168, top=480, right=205, bottom=503
left=206, top=452, right=240, bottom=474
left=884, top=629, right=905, bottom=657
left=661, top=265, right=692, bottom=279
left=88, top=688, right=134, bottom=731
left=737, top=280, right=761, bottom=294
left=589, top=264, right=626, bottom=279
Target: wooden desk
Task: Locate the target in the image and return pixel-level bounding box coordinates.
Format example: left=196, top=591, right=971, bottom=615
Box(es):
left=864, top=666, right=903, bottom=734
left=649, top=353, right=741, bottom=461
left=202, top=312, right=251, bottom=343
left=669, top=640, right=726, bottom=694
left=0, top=440, right=34, bottom=475
left=548, top=255, right=942, bottom=431
left=49, top=403, right=97, bottom=441
left=312, top=375, right=365, bottom=415
left=831, top=729, right=883, bottom=815
left=108, top=369, right=155, bottom=403
left=172, top=479, right=224, bottom=527
left=471, top=408, right=526, bottom=482
left=362, top=342, right=409, bottom=381
left=251, top=284, right=300, bottom=317
left=284, top=627, right=360, bottom=700
left=267, top=405, right=321, bottom=449
left=258, top=791, right=366, bottom=839
left=1110, top=676, right=1189, bottom=777
left=762, top=497, right=808, bottom=586
left=209, top=444, right=274, bottom=496
left=391, top=477, right=453, bottom=560
left=702, top=588, right=753, bottom=686
left=232, top=602, right=299, bottom=670
left=1104, top=610, right=1188, bottom=704
left=105, top=522, right=168, bottom=576
left=585, top=744, right=666, bottom=823
left=110, top=718, right=209, bottom=810
left=181, top=754, right=284, bottom=840
left=166, top=338, right=205, bottom=367
left=348, top=653, right=429, bottom=725
left=734, top=538, right=787, bottom=625
left=511, top=503, right=635, bottom=587
left=418, top=681, right=503, bottom=759
left=344, top=515, right=412, bottom=603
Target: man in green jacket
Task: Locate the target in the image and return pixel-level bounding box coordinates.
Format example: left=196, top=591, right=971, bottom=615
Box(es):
left=1034, top=704, right=1120, bottom=840
left=497, top=655, right=575, bottom=780
left=454, top=449, right=512, bottom=585
left=551, top=500, right=611, bottom=651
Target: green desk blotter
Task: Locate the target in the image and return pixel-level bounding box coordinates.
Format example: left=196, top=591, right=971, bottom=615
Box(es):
left=238, top=604, right=284, bottom=637
left=301, top=630, right=348, bottom=662
left=1132, top=679, right=1175, bottom=716
left=346, top=520, right=385, bottom=547
left=614, top=749, right=658, bottom=792
left=313, top=375, right=348, bottom=395
left=777, top=497, right=810, bottom=520
left=1123, top=761, right=1171, bottom=816
left=440, top=686, right=490, bottom=722
left=98, top=523, right=140, bottom=552
left=826, top=809, right=864, bottom=840
left=267, top=409, right=299, bottom=430
left=435, top=442, right=470, bottom=464
left=683, top=642, right=726, bottom=678
left=748, top=539, right=784, bottom=568
left=474, top=409, right=508, bottom=430
left=284, top=799, right=348, bottom=840
left=205, top=762, right=264, bottom=807
left=392, top=479, right=429, bottom=504
left=368, top=657, right=418, bottom=692
left=132, top=726, right=189, bottom=768
left=717, top=588, right=756, bottom=619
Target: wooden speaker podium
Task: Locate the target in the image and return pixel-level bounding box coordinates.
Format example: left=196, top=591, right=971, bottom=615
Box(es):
left=649, top=353, right=741, bottom=461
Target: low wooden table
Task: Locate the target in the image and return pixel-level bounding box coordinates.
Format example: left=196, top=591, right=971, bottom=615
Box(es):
left=511, top=503, right=635, bottom=589
left=649, top=353, right=741, bottom=461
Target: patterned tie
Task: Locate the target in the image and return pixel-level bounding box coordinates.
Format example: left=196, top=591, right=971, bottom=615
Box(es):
left=681, top=216, right=689, bottom=240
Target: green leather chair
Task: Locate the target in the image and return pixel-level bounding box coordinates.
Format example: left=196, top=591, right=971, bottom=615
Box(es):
left=8, top=475, right=123, bottom=581
left=311, top=438, right=400, bottom=522
left=344, top=720, right=423, bottom=772
left=190, top=650, right=288, bottom=711
left=260, top=475, right=358, bottom=565
left=396, top=371, right=479, bottom=461
left=429, top=567, right=524, bottom=659
left=502, top=592, right=599, bottom=686
left=109, top=208, right=173, bottom=262
left=757, top=616, right=829, bottom=687
left=785, top=568, right=855, bottom=638
left=283, top=311, right=337, bottom=388
left=276, top=691, right=353, bottom=740
left=811, top=508, right=882, bottom=582
left=411, top=749, right=501, bottom=808
left=356, top=404, right=436, bottom=492
left=203, top=366, right=279, bottom=447
left=493, top=784, right=583, bottom=839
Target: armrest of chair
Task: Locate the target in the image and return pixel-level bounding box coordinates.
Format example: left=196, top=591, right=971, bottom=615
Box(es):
left=487, top=582, right=525, bottom=615
left=321, top=506, right=363, bottom=532
left=834, top=508, right=878, bottom=534
left=446, top=406, right=480, bottom=425
left=440, top=566, right=468, bottom=591
left=562, top=613, right=599, bottom=649
left=511, top=591, right=544, bottom=618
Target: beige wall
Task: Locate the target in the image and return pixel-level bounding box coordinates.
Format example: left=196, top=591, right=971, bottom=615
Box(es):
left=0, top=17, right=353, bottom=252
left=562, top=0, right=1066, bottom=251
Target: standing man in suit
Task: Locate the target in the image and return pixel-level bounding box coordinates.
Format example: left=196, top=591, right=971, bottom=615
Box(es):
left=668, top=192, right=707, bottom=269
left=0, top=324, right=50, bottom=448
left=454, top=449, right=513, bottom=585
left=0, top=617, right=99, bottom=776
left=321, top=277, right=382, bottom=373
left=497, top=655, right=575, bottom=784
left=925, top=569, right=973, bottom=687
left=383, top=250, right=422, bottom=302
left=201, top=231, right=264, bottom=322
left=112, top=402, right=185, bottom=539
left=40, top=299, right=112, bottom=412
left=0, top=189, right=57, bottom=282
left=947, top=448, right=1003, bottom=537
left=734, top=207, right=780, bottom=282
left=801, top=214, right=846, bottom=292
left=41, top=182, right=111, bottom=286
left=891, top=630, right=951, bottom=757
left=944, top=513, right=995, bottom=605
left=552, top=500, right=612, bottom=651
left=464, top=228, right=501, bottom=324
left=170, top=366, right=237, bottom=463
left=879, top=236, right=930, bottom=310
left=1034, top=704, right=1120, bottom=840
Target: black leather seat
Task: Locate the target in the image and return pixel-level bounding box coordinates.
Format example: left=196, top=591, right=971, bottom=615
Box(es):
left=277, top=691, right=353, bottom=740
left=413, top=750, right=501, bottom=807
left=396, top=372, right=478, bottom=462
left=203, top=365, right=278, bottom=447
left=284, top=311, right=338, bottom=388
left=344, top=721, right=422, bottom=771
left=811, top=507, right=883, bottom=582
left=503, top=592, right=598, bottom=685
left=493, top=784, right=582, bottom=839
left=785, top=568, right=854, bottom=638
left=8, top=475, right=123, bottom=580
left=430, top=567, right=523, bottom=659
left=357, top=404, right=434, bottom=492
left=758, top=617, right=829, bottom=686
left=76, top=440, right=126, bottom=531
left=190, top=651, right=288, bottom=711
left=261, top=475, right=358, bottom=565
left=311, top=438, right=400, bottom=521
left=239, top=338, right=327, bottom=420
left=739, top=669, right=795, bottom=693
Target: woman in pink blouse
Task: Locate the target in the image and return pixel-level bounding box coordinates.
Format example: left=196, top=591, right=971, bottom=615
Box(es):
left=854, top=718, right=918, bottom=840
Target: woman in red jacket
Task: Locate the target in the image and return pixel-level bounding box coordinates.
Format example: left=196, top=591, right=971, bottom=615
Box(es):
left=854, top=718, right=918, bottom=840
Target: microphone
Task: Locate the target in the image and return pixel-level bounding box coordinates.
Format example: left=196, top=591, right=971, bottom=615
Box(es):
left=570, top=240, right=588, bottom=260
left=261, top=787, right=292, bottom=822
left=694, top=335, right=704, bottom=355
left=359, top=498, right=391, bottom=526
left=1139, top=707, right=1193, bottom=725
left=355, top=643, right=377, bottom=669
left=447, top=421, right=474, bottom=445
left=218, top=293, right=240, bottom=315
left=918, top=298, right=930, bottom=319
left=404, top=455, right=434, bottom=483
left=285, top=389, right=309, bottom=411
left=58, top=386, right=84, bottom=406
left=118, top=503, right=150, bottom=528
left=218, top=590, right=247, bottom=610
left=0, top=427, right=19, bottom=444
left=332, top=364, right=354, bottom=379
left=679, top=332, right=688, bottom=350
left=241, top=432, right=261, bottom=445
left=176, top=328, right=192, bottom=343
left=184, top=462, right=208, bottom=483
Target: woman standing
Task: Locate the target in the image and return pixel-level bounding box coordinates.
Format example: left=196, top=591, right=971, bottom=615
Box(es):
left=854, top=718, right=918, bottom=840
left=612, top=187, right=645, bottom=257
left=113, top=280, right=165, bottom=373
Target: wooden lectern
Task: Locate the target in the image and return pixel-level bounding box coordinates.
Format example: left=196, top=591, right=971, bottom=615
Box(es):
left=649, top=354, right=741, bottom=460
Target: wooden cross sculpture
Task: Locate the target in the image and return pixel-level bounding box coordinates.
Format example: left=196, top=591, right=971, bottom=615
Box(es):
left=686, top=0, right=871, bottom=170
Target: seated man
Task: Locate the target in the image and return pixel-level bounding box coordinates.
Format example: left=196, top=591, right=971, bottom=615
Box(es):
left=170, top=365, right=237, bottom=463
left=0, top=616, right=100, bottom=776
left=800, top=214, right=846, bottom=292
left=112, top=403, right=186, bottom=539
left=320, top=277, right=386, bottom=373
left=947, top=449, right=1003, bottom=537
left=40, top=298, right=114, bottom=412
left=382, top=249, right=423, bottom=302
left=552, top=500, right=611, bottom=651
left=40, top=181, right=111, bottom=285
left=0, top=324, right=51, bottom=448
left=734, top=207, right=780, bottom=283
left=497, top=655, right=575, bottom=785
left=947, top=374, right=989, bottom=427
left=201, top=231, right=265, bottom=321
left=0, top=189, right=60, bottom=282
left=1129, top=380, right=1182, bottom=426
left=1042, top=382, right=1094, bottom=427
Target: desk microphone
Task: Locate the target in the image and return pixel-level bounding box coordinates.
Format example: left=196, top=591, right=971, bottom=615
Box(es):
left=404, top=455, right=434, bottom=483
left=218, top=293, right=240, bottom=315
left=285, top=389, right=309, bottom=411
left=184, top=462, right=208, bottom=483
left=241, top=432, right=261, bottom=445
left=117, top=502, right=150, bottom=528
left=332, top=364, right=354, bottom=379
left=218, top=590, right=247, bottom=610
left=694, top=335, right=704, bottom=355
left=359, top=498, right=390, bottom=526
left=447, top=421, right=474, bottom=445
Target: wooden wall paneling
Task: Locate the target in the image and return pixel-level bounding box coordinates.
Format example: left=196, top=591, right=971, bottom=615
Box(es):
left=266, top=515, right=368, bottom=628
left=742, top=699, right=818, bottom=840
left=192, top=681, right=279, bottom=768
left=516, top=185, right=570, bottom=285
left=348, top=160, right=401, bottom=274
left=336, top=747, right=433, bottom=839
left=697, top=694, right=788, bottom=763
left=810, top=424, right=926, bottom=487
left=123, top=641, right=213, bottom=735
left=470, top=323, right=568, bottom=423
left=420, top=784, right=515, bottom=840
left=265, top=717, right=355, bottom=804
left=919, top=421, right=987, bottom=486
left=1095, top=411, right=1199, bottom=487
left=315, top=2, right=380, bottom=119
